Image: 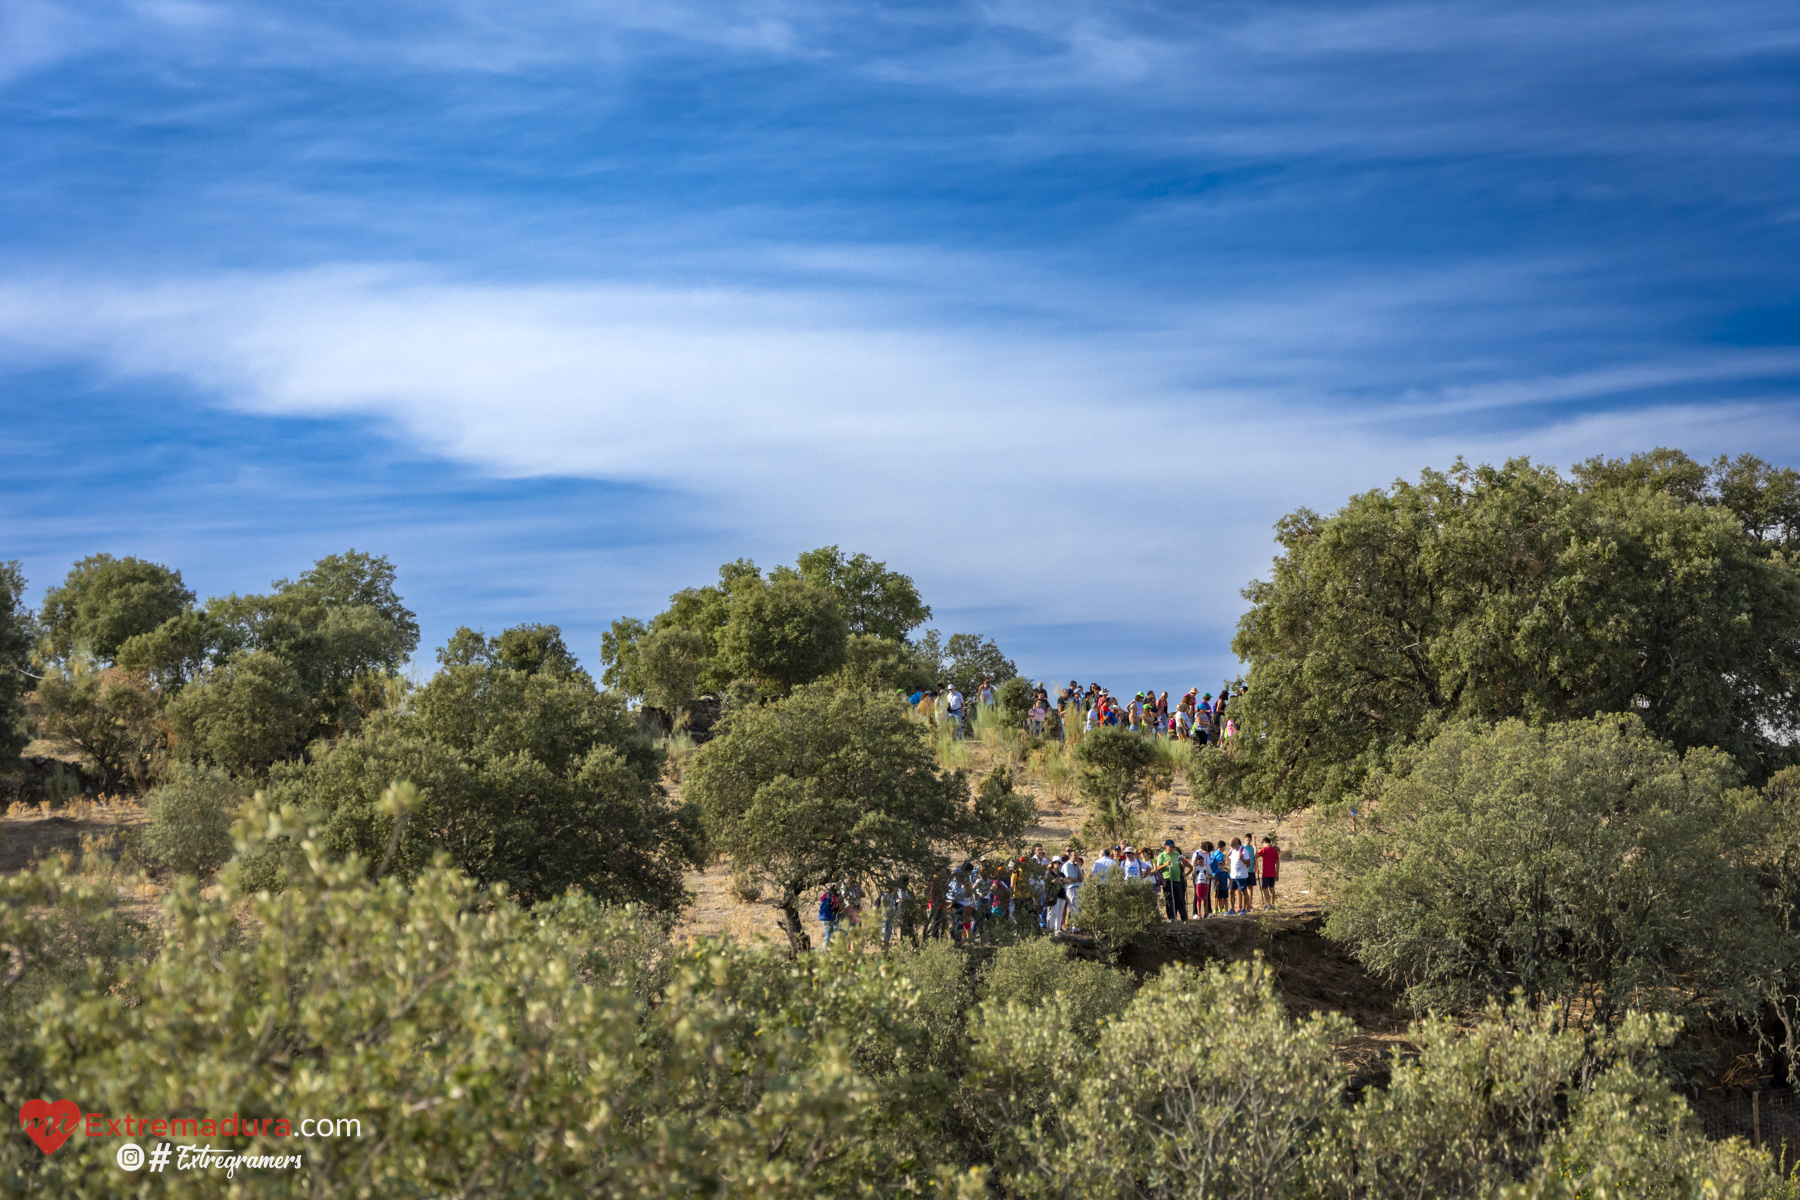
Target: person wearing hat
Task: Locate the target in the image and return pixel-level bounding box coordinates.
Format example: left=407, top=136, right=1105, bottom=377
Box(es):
left=1155, top=839, right=1187, bottom=921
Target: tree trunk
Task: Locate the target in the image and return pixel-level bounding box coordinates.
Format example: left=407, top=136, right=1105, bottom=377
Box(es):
left=778, top=892, right=812, bottom=957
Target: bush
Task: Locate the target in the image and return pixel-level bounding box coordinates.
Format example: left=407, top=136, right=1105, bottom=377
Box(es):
left=1071, top=872, right=1162, bottom=961
left=7, top=806, right=967, bottom=1199
left=165, top=649, right=312, bottom=778
left=33, top=664, right=163, bottom=793
left=979, top=938, right=1132, bottom=1044
left=1318, top=714, right=1784, bottom=1031
left=1314, top=1001, right=1773, bottom=1200
left=950, top=766, right=1034, bottom=863
left=973, top=961, right=1350, bottom=1199
left=1071, top=728, right=1158, bottom=844
left=728, top=870, right=763, bottom=903
left=266, top=653, right=704, bottom=912
left=141, top=764, right=240, bottom=877
left=996, top=677, right=1034, bottom=728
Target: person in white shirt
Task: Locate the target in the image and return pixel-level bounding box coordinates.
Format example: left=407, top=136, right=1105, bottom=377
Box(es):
left=1121, top=849, right=1148, bottom=881
left=1090, top=849, right=1118, bottom=883
left=1190, top=844, right=1214, bottom=917
left=1228, top=837, right=1252, bottom=914
left=944, top=685, right=965, bottom=741
left=1062, top=855, right=1084, bottom=922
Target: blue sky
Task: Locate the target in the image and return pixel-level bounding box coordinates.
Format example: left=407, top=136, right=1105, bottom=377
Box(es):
left=1, top=0, right=1796, bottom=687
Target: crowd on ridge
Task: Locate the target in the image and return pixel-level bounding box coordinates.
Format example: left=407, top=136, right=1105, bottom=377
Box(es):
left=816, top=834, right=1280, bottom=948
left=905, top=678, right=1245, bottom=744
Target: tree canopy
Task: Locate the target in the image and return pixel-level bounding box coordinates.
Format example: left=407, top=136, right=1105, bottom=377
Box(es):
left=1206, top=451, right=1800, bottom=814
left=773, top=545, right=931, bottom=643
left=716, top=575, right=848, bottom=698
left=38, top=553, right=193, bottom=664
left=684, top=680, right=974, bottom=949
left=0, top=562, right=31, bottom=761
left=602, top=547, right=1009, bottom=712
left=267, top=626, right=702, bottom=910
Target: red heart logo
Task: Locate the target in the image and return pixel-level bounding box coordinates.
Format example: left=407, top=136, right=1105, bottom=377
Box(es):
left=19, top=1099, right=82, bottom=1155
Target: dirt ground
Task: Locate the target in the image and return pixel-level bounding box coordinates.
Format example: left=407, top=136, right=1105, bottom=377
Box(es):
left=670, top=773, right=1326, bottom=945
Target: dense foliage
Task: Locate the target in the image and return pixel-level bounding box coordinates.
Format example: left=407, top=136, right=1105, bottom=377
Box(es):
left=1207, top=451, right=1800, bottom=814
left=0, top=561, right=32, bottom=761
left=265, top=630, right=703, bottom=910
left=33, top=665, right=162, bottom=792
left=38, top=554, right=194, bottom=665
left=2, top=820, right=1775, bottom=1197
left=1319, top=715, right=1785, bottom=1035
left=1072, top=728, right=1158, bottom=843
left=685, top=680, right=980, bottom=949
left=141, top=764, right=240, bottom=877
left=603, top=547, right=1014, bottom=717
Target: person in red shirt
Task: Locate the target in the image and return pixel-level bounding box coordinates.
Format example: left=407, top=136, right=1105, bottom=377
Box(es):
left=1257, top=837, right=1280, bottom=906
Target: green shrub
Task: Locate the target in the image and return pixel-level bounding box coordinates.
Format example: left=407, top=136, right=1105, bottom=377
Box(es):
left=1072, top=872, right=1162, bottom=961
left=33, top=664, right=164, bottom=793
left=1314, top=1001, right=1775, bottom=1200
left=728, top=869, right=763, bottom=903
left=973, top=961, right=1350, bottom=1199
left=996, top=677, right=1034, bottom=728
left=1072, top=728, right=1158, bottom=844
left=980, top=938, right=1132, bottom=1044
left=1319, top=714, right=1784, bottom=1031
left=141, top=764, right=240, bottom=877
left=165, top=648, right=312, bottom=778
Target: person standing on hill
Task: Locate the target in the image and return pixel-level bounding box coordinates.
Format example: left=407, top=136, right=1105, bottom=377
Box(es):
left=1228, top=838, right=1252, bottom=913
left=944, top=683, right=965, bottom=740
left=1156, top=839, right=1186, bottom=921
left=1045, top=859, right=1068, bottom=933
left=1210, top=841, right=1231, bottom=914
left=1063, top=854, right=1084, bottom=924
left=1090, top=846, right=1118, bottom=884
left=819, top=884, right=843, bottom=948
left=978, top=678, right=996, bottom=708
left=1258, top=836, right=1280, bottom=907
left=1192, top=842, right=1214, bottom=917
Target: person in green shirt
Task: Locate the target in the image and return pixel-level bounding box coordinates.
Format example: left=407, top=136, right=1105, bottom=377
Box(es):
left=1155, top=840, right=1187, bottom=921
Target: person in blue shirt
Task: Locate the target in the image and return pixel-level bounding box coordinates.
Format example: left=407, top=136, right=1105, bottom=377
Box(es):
left=818, top=884, right=842, bottom=948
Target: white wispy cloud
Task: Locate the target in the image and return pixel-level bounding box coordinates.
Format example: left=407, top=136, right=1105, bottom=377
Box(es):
left=1, top=262, right=1792, bottom=654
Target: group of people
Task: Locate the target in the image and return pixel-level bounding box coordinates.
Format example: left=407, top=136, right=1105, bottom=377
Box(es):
left=1071, top=684, right=1241, bottom=744
left=815, top=835, right=1280, bottom=947
left=905, top=678, right=1244, bottom=745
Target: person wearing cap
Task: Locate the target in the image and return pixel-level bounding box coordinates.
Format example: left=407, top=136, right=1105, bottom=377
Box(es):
left=1155, top=839, right=1187, bottom=921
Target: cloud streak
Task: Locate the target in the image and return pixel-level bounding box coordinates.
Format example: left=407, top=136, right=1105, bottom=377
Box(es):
left=0, top=0, right=1795, bottom=682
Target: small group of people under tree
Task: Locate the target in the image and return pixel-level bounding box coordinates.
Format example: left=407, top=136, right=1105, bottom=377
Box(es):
left=815, top=834, right=1279, bottom=947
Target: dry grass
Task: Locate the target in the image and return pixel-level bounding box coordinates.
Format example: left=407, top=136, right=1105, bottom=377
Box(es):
left=0, top=728, right=1321, bottom=943
left=666, top=725, right=1321, bottom=945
